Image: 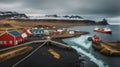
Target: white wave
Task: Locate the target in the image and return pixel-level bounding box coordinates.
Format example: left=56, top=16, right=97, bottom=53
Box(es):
left=72, top=46, right=109, bottom=67
left=63, top=35, right=109, bottom=67
left=71, top=35, right=92, bottom=49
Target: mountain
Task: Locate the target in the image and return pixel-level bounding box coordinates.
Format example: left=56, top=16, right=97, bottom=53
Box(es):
left=45, top=14, right=60, bottom=17
left=0, top=11, right=28, bottom=19
left=63, top=15, right=83, bottom=19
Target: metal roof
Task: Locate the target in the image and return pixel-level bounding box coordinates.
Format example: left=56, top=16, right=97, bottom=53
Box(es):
left=9, top=30, right=21, bottom=36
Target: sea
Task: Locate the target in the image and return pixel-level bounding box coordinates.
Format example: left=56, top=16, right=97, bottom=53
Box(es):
left=63, top=25, right=120, bottom=67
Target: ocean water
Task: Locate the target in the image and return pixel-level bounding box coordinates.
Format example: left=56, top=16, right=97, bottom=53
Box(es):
left=63, top=25, right=120, bottom=67
left=68, top=25, right=120, bottom=42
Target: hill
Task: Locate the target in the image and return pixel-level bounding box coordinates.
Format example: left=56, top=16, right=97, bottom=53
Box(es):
left=0, top=20, right=21, bottom=34
left=14, top=19, right=109, bottom=27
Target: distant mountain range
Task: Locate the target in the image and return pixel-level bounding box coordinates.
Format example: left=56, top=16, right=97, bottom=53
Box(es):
left=0, top=11, right=109, bottom=25
left=0, top=11, right=28, bottom=19
left=45, top=14, right=83, bottom=19
left=29, top=14, right=84, bottom=20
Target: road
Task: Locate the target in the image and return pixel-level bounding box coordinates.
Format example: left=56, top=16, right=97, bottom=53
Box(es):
left=0, top=37, right=81, bottom=67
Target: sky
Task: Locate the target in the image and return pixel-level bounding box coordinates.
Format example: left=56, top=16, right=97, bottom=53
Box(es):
left=0, top=0, right=120, bottom=24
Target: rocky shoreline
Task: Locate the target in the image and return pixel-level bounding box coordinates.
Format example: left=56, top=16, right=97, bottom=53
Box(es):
left=93, top=42, right=120, bottom=56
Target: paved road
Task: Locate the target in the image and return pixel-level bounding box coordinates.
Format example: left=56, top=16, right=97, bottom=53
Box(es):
left=0, top=37, right=82, bottom=67
left=12, top=41, right=47, bottom=67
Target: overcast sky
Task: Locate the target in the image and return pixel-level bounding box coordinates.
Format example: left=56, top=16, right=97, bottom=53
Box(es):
left=0, top=0, right=120, bottom=24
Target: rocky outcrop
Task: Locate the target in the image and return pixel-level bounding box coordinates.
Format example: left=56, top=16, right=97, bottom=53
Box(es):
left=93, top=42, right=120, bottom=56
left=97, top=18, right=109, bottom=25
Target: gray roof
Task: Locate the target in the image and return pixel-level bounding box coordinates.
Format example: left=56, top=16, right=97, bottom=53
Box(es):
left=9, top=30, right=21, bottom=36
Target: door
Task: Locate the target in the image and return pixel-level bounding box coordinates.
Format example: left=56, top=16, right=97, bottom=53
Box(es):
left=16, top=40, right=18, bottom=45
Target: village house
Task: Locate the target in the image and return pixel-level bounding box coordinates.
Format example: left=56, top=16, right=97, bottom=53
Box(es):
left=69, top=31, right=75, bottom=34
left=57, top=29, right=63, bottom=34
left=0, top=30, right=23, bottom=46
left=21, top=33, right=28, bottom=42
left=23, top=28, right=32, bottom=37
left=44, top=30, right=50, bottom=35
left=31, top=27, right=44, bottom=36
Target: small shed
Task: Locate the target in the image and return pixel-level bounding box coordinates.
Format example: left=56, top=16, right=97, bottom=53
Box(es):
left=69, top=31, right=75, bottom=34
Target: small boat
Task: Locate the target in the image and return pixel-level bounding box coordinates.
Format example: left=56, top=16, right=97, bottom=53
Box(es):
left=94, top=27, right=112, bottom=34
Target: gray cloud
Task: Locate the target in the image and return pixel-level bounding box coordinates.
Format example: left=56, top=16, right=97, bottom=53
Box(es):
left=0, top=0, right=120, bottom=17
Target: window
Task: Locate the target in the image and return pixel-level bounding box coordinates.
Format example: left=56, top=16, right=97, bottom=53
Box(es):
left=20, top=39, right=22, bottom=42
left=4, top=41, right=6, bottom=44
left=0, top=41, right=2, bottom=44
left=9, top=41, right=12, bottom=44
left=19, top=39, right=22, bottom=42
left=16, top=40, right=18, bottom=44
left=34, top=32, right=36, bottom=34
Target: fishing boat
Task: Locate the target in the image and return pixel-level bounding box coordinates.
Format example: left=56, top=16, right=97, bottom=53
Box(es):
left=94, top=27, right=112, bottom=34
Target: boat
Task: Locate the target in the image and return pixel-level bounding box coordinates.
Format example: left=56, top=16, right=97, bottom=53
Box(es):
left=94, top=27, right=112, bottom=34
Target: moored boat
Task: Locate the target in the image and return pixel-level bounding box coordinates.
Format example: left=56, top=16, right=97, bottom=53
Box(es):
left=94, top=27, right=112, bottom=34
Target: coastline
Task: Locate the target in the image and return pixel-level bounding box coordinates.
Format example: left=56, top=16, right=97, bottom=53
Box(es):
left=93, top=42, right=120, bottom=56
left=0, top=19, right=118, bottom=67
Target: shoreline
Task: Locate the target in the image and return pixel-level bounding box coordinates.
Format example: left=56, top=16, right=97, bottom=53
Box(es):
left=44, top=31, right=89, bottom=39
left=93, top=42, right=120, bottom=56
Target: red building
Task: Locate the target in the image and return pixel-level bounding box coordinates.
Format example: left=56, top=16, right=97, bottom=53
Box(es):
left=0, top=30, right=22, bottom=46
left=21, top=33, right=28, bottom=42
left=23, top=28, right=32, bottom=36
left=53, top=31, right=59, bottom=35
